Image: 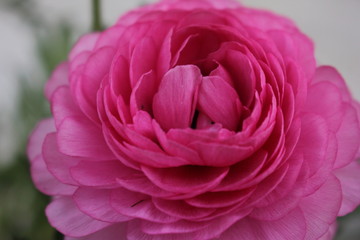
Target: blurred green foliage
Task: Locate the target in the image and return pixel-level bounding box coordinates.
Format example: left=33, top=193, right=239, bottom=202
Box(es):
left=0, top=1, right=73, bottom=239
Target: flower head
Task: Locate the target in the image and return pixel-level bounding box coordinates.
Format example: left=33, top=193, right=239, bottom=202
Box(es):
left=28, top=0, right=360, bottom=239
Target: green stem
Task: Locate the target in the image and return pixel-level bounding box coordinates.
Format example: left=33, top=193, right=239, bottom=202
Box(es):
left=92, top=0, right=102, bottom=31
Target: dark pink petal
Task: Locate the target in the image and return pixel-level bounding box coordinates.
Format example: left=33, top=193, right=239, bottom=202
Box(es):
left=198, top=76, right=242, bottom=130
left=110, top=188, right=178, bottom=223
left=45, top=62, right=69, bottom=100
left=188, top=141, right=254, bottom=166
left=116, top=174, right=177, bottom=199
left=130, top=70, right=157, bottom=116
left=185, top=188, right=254, bottom=208
left=152, top=120, right=203, bottom=164
left=152, top=199, right=215, bottom=220
left=141, top=165, right=229, bottom=194
left=214, top=150, right=268, bottom=191
left=73, top=47, right=115, bottom=123
left=31, top=155, right=76, bottom=196
left=64, top=223, right=127, bottom=240
left=334, top=162, right=360, bottom=216
left=153, top=65, right=202, bottom=131
left=300, top=175, right=342, bottom=240
left=46, top=197, right=111, bottom=237
left=73, top=188, right=132, bottom=223
left=70, top=160, right=135, bottom=188
left=109, top=55, right=131, bottom=103
left=220, top=208, right=306, bottom=240
left=130, top=37, right=157, bottom=87
left=57, top=116, right=114, bottom=159
left=27, top=118, right=55, bottom=162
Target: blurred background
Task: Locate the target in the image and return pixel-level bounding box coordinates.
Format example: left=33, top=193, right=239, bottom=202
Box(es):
left=0, top=0, right=359, bottom=239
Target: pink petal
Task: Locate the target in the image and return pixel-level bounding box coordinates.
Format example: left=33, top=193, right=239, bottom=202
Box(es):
left=305, top=81, right=343, bottom=132
left=110, top=188, right=178, bottom=223
left=152, top=65, right=202, bottom=131
left=333, top=103, right=360, bottom=169
left=64, top=223, right=127, bottom=240
left=51, top=86, right=82, bottom=128
left=27, top=118, right=55, bottom=162
left=198, top=76, right=242, bottom=130
left=73, top=47, right=115, bottom=123
left=57, top=116, right=114, bottom=159
left=130, top=70, right=157, bottom=116
left=220, top=208, right=306, bottom=240
left=73, top=188, right=132, bottom=222
left=31, top=155, right=76, bottom=196
left=69, top=33, right=100, bottom=61
left=300, top=175, right=342, bottom=240
left=109, top=55, right=131, bottom=103
left=45, top=62, right=69, bottom=100
left=70, top=160, right=136, bottom=187
left=46, top=197, right=111, bottom=237
left=334, top=162, right=360, bottom=216
left=152, top=199, right=215, bottom=220
left=141, top=165, right=229, bottom=194
left=42, top=133, right=81, bottom=185
left=130, top=37, right=157, bottom=87
left=313, top=66, right=352, bottom=102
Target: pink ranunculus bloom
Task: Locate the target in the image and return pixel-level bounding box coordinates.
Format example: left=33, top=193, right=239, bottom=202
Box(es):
left=28, top=0, right=360, bottom=239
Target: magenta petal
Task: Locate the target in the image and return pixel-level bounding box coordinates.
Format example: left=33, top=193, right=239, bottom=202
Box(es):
left=45, top=62, right=69, bottom=100
left=70, top=160, right=135, bottom=187
left=42, top=133, right=80, bottom=185
left=300, top=175, right=342, bottom=239
left=130, top=70, right=157, bottom=116
left=153, top=65, right=202, bottom=131
left=73, top=188, right=132, bottom=222
left=64, top=223, right=127, bottom=240
left=57, top=116, right=114, bottom=159
left=31, top=155, right=76, bottom=196
left=220, top=208, right=306, bottom=240
left=198, top=76, right=241, bottom=130
left=305, top=81, right=343, bottom=132
left=27, top=118, right=55, bottom=162
left=46, top=197, right=111, bottom=237
left=130, top=37, right=157, bottom=87
left=141, top=165, right=229, bottom=194
left=333, top=103, right=360, bottom=169
left=334, top=162, right=360, bottom=216
left=152, top=199, right=215, bottom=220
left=51, top=87, right=82, bottom=128
left=110, top=188, right=178, bottom=223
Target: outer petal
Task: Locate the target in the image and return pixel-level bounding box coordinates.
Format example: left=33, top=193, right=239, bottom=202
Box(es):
left=46, top=197, right=111, bottom=237
left=27, top=118, right=55, bottom=162
left=334, top=162, right=360, bottom=216
left=45, top=62, right=69, bottom=100
left=300, top=175, right=342, bottom=240
left=64, top=224, right=127, bottom=240
left=220, top=208, right=306, bottom=240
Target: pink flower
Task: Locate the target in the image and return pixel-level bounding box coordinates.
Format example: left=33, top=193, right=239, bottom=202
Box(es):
left=28, top=0, right=360, bottom=239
